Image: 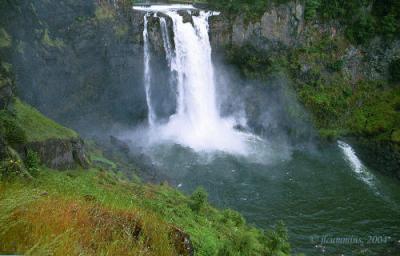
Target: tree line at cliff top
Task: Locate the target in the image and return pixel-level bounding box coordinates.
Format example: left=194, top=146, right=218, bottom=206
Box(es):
left=206, top=0, right=400, bottom=44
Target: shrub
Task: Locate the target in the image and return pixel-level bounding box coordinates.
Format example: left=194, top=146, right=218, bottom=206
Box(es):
left=25, top=149, right=40, bottom=177
left=380, top=14, right=398, bottom=38
left=265, top=221, right=291, bottom=255
left=221, top=209, right=245, bottom=226
left=389, top=58, right=400, bottom=82
left=345, top=13, right=376, bottom=44
left=304, top=0, right=321, bottom=21
left=227, top=45, right=272, bottom=80
left=189, top=186, right=208, bottom=212
left=0, top=158, right=25, bottom=180
left=0, top=111, right=27, bottom=146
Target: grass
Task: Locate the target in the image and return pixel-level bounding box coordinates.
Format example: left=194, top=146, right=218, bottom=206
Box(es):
left=0, top=168, right=291, bottom=256
left=13, top=99, right=78, bottom=142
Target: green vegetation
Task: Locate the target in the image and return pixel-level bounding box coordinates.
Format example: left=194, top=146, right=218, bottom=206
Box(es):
left=95, top=4, right=116, bottom=22
left=211, top=0, right=399, bottom=44
left=42, top=29, right=65, bottom=49
left=12, top=99, right=78, bottom=142
left=389, top=58, right=400, bottom=83
left=0, top=156, right=29, bottom=180
left=0, top=52, right=290, bottom=254
left=303, top=0, right=400, bottom=44
left=24, top=149, right=40, bottom=177
left=0, top=167, right=291, bottom=256
left=189, top=186, right=208, bottom=212
left=0, top=61, right=13, bottom=90
left=225, top=24, right=400, bottom=142
left=206, top=0, right=291, bottom=21
left=114, top=24, right=129, bottom=39
left=0, top=110, right=27, bottom=146
left=0, top=28, right=11, bottom=48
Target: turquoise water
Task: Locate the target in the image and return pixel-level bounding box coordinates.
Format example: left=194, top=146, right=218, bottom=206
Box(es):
left=135, top=141, right=400, bottom=255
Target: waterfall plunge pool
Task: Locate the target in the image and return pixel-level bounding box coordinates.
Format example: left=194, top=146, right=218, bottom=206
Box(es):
left=127, top=5, right=400, bottom=255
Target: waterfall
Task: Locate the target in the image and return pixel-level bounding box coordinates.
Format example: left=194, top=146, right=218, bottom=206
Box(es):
left=143, top=14, right=155, bottom=126
left=159, top=17, right=173, bottom=68
left=338, top=141, right=377, bottom=190
left=135, top=5, right=258, bottom=155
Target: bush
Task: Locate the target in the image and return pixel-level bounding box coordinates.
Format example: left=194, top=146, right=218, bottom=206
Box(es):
left=389, top=58, right=400, bottom=82
left=0, top=158, right=25, bottom=180
left=189, top=186, right=208, bottom=212
left=227, top=45, right=272, bottom=80
left=25, top=149, right=40, bottom=177
left=380, top=14, right=398, bottom=38
left=0, top=111, right=27, bottom=146
left=221, top=209, right=245, bottom=226
left=265, top=221, right=291, bottom=255
left=345, top=13, right=376, bottom=44
left=304, top=0, right=321, bottom=21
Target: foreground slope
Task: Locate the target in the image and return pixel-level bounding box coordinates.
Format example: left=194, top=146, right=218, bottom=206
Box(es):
left=0, top=98, right=291, bottom=255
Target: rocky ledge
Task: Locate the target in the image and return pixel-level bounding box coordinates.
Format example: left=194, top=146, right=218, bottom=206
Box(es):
left=17, top=138, right=90, bottom=170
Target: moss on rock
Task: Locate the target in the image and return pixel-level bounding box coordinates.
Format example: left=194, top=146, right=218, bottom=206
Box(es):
left=13, top=99, right=78, bottom=142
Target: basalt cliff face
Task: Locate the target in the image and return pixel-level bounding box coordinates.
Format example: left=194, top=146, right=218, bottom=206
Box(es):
left=209, top=1, right=304, bottom=50
left=1, top=0, right=148, bottom=133
left=211, top=2, right=400, bottom=179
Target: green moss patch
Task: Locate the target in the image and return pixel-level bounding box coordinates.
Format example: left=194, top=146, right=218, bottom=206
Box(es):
left=0, top=28, right=11, bottom=48
left=13, top=99, right=78, bottom=142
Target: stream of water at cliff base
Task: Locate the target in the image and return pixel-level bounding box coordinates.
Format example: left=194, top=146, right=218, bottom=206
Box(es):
left=131, top=5, right=400, bottom=255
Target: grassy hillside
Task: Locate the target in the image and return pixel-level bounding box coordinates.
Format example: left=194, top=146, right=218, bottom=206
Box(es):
left=0, top=97, right=291, bottom=255
left=13, top=99, right=78, bottom=142
left=0, top=168, right=291, bottom=256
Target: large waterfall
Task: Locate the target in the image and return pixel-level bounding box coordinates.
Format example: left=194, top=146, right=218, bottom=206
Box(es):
left=134, top=5, right=256, bottom=155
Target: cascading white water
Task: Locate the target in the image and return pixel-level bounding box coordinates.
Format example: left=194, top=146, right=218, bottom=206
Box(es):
left=143, top=14, right=155, bottom=126
left=159, top=17, right=173, bottom=67
left=338, top=140, right=377, bottom=190
left=135, top=5, right=259, bottom=155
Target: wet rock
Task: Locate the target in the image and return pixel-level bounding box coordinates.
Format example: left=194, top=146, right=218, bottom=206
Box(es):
left=110, top=135, right=130, bottom=154
left=177, top=10, right=199, bottom=24
left=0, top=84, right=13, bottom=109
left=171, top=226, right=194, bottom=256
left=350, top=138, right=400, bottom=180
left=18, top=138, right=89, bottom=170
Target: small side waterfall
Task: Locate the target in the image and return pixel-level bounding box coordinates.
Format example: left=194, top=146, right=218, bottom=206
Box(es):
left=143, top=14, right=155, bottom=126
left=135, top=5, right=258, bottom=155
left=338, top=140, right=378, bottom=191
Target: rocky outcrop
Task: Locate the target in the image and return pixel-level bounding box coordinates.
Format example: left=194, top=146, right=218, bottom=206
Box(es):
left=18, top=138, right=89, bottom=170
left=210, top=1, right=304, bottom=50
left=351, top=138, right=400, bottom=180
left=171, top=226, right=194, bottom=256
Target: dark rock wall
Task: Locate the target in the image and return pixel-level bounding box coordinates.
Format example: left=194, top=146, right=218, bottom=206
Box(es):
left=1, top=0, right=148, bottom=134
left=18, top=138, right=89, bottom=170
